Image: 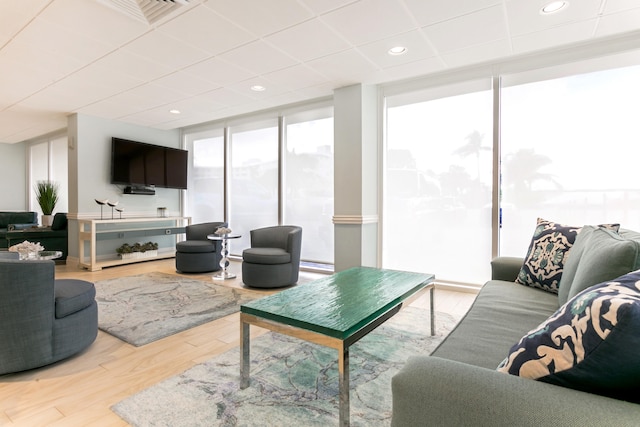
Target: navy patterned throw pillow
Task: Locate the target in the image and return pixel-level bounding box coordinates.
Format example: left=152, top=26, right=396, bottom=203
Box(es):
left=497, top=269, right=640, bottom=402
left=515, top=218, right=581, bottom=294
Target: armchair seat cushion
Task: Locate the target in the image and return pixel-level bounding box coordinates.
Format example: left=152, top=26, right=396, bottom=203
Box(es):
left=176, top=240, right=216, bottom=253
left=243, top=247, right=291, bottom=264
left=55, top=279, right=96, bottom=319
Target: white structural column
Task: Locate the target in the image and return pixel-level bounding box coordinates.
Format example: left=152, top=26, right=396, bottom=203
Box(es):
left=333, top=84, right=379, bottom=272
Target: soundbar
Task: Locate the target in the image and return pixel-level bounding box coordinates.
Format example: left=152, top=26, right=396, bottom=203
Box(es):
left=124, top=186, right=156, bottom=195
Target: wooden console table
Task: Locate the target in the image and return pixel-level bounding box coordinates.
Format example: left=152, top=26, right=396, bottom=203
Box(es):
left=78, top=216, right=191, bottom=271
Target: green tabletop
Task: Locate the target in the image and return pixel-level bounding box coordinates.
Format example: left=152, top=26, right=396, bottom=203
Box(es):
left=241, top=266, right=434, bottom=340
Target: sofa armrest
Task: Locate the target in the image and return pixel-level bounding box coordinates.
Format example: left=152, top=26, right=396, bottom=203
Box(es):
left=392, top=356, right=640, bottom=427
left=490, top=256, right=523, bottom=281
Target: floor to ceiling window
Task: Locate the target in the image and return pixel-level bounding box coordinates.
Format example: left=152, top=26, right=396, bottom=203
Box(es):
left=500, top=63, right=640, bottom=256
left=184, top=129, right=225, bottom=225
left=383, top=81, right=493, bottom=284
left=228, top=120, right=279, bottom=253
left=30, top=135, right=68, bottom=217
left=284, top=108, right=334, bottom=264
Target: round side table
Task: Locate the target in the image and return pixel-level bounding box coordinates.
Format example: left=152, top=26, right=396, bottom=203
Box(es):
left=207, top=234, right=241, bottom=280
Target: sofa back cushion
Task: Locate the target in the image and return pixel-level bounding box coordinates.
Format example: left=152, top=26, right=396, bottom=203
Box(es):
left=0, top=212, right=37, bottom=229
left=558, top=227, right=640, bottom=306
left=51, top=213, right=68, bottom=231
left=497, top=269, right=640, bottom=403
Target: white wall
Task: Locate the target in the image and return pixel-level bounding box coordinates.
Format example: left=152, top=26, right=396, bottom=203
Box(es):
left=0, top=142, right=28, bottom=210
left=67, top=113, right=182, bottom=259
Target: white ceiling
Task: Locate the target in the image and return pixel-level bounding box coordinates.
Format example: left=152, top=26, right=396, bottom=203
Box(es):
left=1, top=0, right=640, bottom=144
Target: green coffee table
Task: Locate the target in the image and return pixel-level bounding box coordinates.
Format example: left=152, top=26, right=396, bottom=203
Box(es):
left=240, top=266, right=435, bottom=426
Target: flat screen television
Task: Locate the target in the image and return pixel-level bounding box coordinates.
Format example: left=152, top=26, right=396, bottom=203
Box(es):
left=111, top=137, right=188, bottom=190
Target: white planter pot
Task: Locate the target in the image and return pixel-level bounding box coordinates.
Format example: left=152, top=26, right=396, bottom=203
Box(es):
left=42, top=214, right=53, bottom=227
left=120, top=250, right=158, bottom=260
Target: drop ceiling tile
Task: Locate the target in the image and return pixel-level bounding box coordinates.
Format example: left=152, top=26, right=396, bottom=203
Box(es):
left=512, top=19, right=598, bottom=54
left=153, top=71, right=220, bottom=96
left=603, top=0, right=640, bottom=14
left=39, top=0, right=148, bottom=47
left=357, top=30, right=437, bottom=69
left=0, top=0, right=49, bottom=40
left=596, top=8, right=640, bottom=37
left=14, top=14, right=114, bottom=63
left=423, top=5, right=508, bottom=54
left=505, top=0, right=602, bottom=36
left=321, top=0, right=416, bottom=46
left=218, top=40, right=298, bottom=75
left=403, top=0, right=502, bottom=26
left=157, top=5, right=255, bottom=55
left=265, top=19, right=351, bottom=62
left=182, top=57, right=256, bottom=86
left=89, top=50, right=174, bottom=82
left=297, top=0, right=358, bottom=15
left=262, top=64, right=330, bottom=90
left=441, top=38, right=512, bottom=68
left=203, top=0, right=313, bottom=37
left=122, top=30, right=210, bottom=70
left=306, top=49, right=379, bottom=85
left=375, top=56, right=446, bottom=83
left=197, top=87, right=257, bottom=108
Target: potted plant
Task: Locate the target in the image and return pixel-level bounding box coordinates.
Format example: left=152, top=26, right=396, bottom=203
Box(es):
left=116, top=241, right=159, bottom=260
left=35, top=180, right=59, bottom=227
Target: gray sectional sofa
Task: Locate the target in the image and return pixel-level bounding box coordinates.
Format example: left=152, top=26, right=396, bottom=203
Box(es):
left=392, top=224, right=640, bottom=426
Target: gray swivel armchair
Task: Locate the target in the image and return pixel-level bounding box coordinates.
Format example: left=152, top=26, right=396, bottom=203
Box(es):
left=0, top=257, right=98, bottom=375
left=175, top=221, right=227, bottom=273
left=242, top=225, right=302, bottom=288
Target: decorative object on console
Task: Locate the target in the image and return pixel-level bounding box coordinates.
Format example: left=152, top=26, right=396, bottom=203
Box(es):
left=95, top=199, right=108, bottom=220
left=35, top=180, right=59, bottom=227
left=498, top=269, right=640, bottom=402
left=115, top=206, right=124, bottom=219
left=107, top=200, right=118, bottom=219
left=157, top=207, right=167, bottom=217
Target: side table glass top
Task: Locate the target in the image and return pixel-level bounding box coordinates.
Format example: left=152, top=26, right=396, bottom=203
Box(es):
left=241, top=266, right=435, bottom=340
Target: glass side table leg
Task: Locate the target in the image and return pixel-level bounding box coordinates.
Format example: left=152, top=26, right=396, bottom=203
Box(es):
left=240, top=319, right=250, bottom=389
left=213, top=238, right=235, bottom=280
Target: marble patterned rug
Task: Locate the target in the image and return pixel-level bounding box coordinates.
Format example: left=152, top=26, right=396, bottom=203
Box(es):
left=112, top=306, right=460, bottom=426
left=95, top=272, right=260, bottom=346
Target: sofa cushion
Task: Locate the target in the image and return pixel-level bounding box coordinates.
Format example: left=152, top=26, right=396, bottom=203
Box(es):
left=431, top=280, right=559, bottom=369
left=176, top=240, right=216, bottom=253
left=243, top=247, right=291, bottom=264
left=51, top=213, right=68, bottom=230
left=515, top=218, right=581, bottom=294
left=558, top=227, right=640, bottom=306
left=55, top=279, right=96, bottom=318
left=497, top=269, right=640, bottom=402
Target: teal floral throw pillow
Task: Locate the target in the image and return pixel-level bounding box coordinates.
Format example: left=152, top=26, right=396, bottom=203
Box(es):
left=498, top=269, right=640, bottom=402
left=515, top=218, right=581, bottom=294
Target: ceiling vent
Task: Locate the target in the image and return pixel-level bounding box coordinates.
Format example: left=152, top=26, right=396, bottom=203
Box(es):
left=97, top=0, right=191, bottom=25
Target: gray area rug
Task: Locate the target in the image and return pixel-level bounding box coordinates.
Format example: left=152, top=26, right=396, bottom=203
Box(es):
left=95, top=272, right=260, bottom=346
left=112, top=306, right=459, bottom=426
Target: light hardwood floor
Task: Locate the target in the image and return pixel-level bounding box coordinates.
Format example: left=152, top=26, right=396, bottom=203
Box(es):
left=0, top=259, right=477, bottom=426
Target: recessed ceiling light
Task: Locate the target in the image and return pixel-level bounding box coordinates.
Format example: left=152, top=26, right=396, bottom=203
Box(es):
left=388, top=46, right=407, bottom=56
left=541, top=1, right=568, bottom=14
left=169, top=109, right=181, bottom=114
left=251, top=85, right=266, bottom=92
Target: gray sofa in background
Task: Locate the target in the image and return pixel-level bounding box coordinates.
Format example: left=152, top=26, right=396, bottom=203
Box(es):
left=0, top=211, right=37, bottom=234
left=392, top=226, right=640, bottom=426
left=0, top=256, right=98, bottom=375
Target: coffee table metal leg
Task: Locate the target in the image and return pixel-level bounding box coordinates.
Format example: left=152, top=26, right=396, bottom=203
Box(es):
left=430, top=285, right=436, bottom=336
left=240, top=320, right=250, bottom=389
left=339, top=344, right=349, bottom=427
